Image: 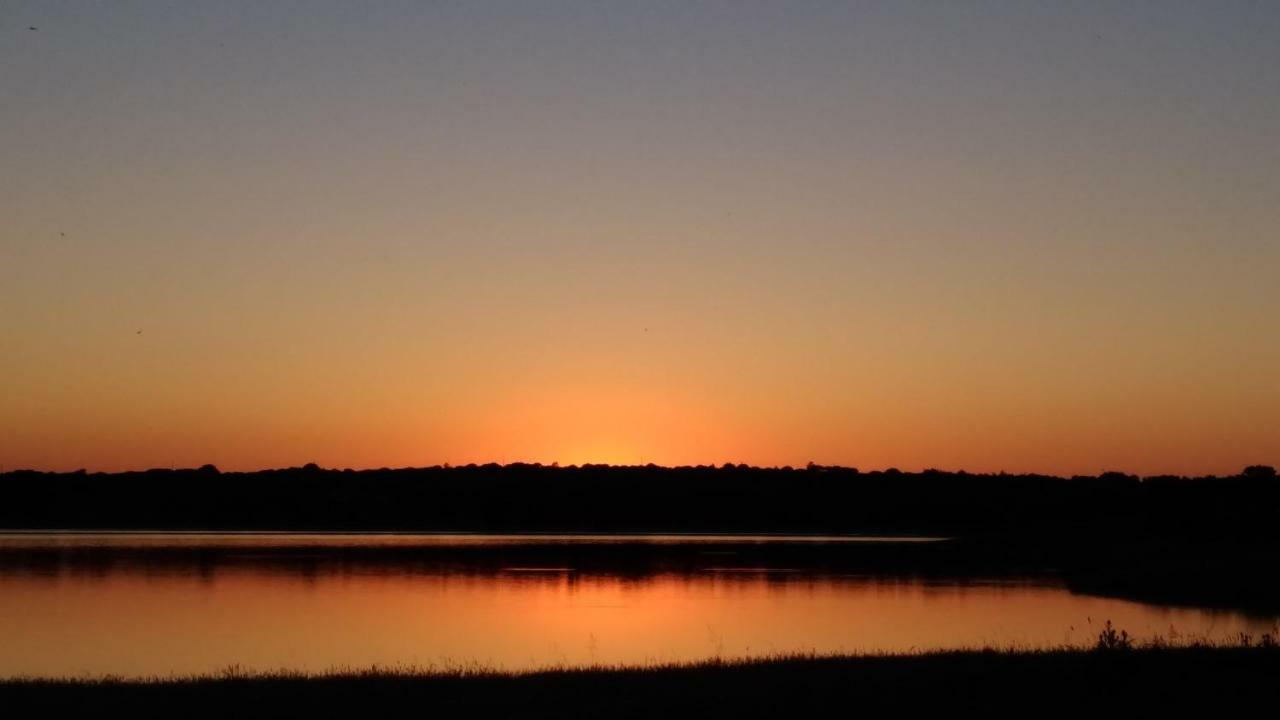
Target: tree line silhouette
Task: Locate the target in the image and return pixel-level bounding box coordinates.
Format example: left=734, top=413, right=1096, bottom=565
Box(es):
left=1, top=462, right=1275, bottom=537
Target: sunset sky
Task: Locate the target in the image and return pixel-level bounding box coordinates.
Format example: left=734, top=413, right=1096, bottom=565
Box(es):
left=2, top=2, right=1277, bottom=475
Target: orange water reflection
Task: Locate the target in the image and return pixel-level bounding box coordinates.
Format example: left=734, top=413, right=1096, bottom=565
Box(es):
left=0, top=536, right=1274, bottom=678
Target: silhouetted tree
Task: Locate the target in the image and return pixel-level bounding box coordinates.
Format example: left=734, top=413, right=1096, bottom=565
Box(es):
left=1097, top=471, right=1139, bottom=486
left=1243, top=465, right=1277, bottom=480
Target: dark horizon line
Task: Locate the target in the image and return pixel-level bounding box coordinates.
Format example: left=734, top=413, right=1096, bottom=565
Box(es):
left=3, top=460, right=1276, bottom=482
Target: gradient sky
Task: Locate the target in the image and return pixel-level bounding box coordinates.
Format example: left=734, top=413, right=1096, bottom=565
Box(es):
left=2, top=1, right=1277, bottom=475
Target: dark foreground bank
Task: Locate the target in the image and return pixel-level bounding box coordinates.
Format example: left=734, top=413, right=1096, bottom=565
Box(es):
left=5, top=648, right=1280, bottom=718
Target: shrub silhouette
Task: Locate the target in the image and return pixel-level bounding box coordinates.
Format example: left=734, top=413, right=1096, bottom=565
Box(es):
left=1095, top=621, right=1132, bottom=652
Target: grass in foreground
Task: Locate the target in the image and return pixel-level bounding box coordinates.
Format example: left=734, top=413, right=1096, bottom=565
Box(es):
left=5, top=638, right=1280, bottom=719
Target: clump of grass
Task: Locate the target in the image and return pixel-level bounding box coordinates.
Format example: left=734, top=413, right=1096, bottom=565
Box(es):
left=1261, top=630, right=1278, bottom=649
left=1095, top=621, right=1132, bottom=651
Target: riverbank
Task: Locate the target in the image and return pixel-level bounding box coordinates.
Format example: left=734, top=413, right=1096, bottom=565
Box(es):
left=5, top=647, right=1279, bottom=718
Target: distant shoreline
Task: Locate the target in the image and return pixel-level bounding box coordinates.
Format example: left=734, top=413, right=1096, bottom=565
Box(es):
left=5, top=463, right=1279, bottom=615
left=2, top=463, right=1276, bottom=537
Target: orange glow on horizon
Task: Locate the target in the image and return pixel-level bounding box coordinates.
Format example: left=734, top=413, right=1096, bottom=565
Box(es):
left=2, top=4, right=1278, bottom=478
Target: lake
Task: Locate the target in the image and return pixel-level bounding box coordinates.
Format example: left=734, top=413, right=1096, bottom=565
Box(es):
left=0, top=533, right=1273, bottom=678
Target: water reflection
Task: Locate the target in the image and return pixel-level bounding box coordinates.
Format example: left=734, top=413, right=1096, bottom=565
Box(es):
left=0, top=534, right=1273, bottom=678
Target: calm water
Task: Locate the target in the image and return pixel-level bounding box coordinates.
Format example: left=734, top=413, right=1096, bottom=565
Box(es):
left=0, top=533, right=1273, bottom=678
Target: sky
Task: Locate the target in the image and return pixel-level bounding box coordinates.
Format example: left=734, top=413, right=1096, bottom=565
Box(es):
left=2, top=1, right=1277, bottom=475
